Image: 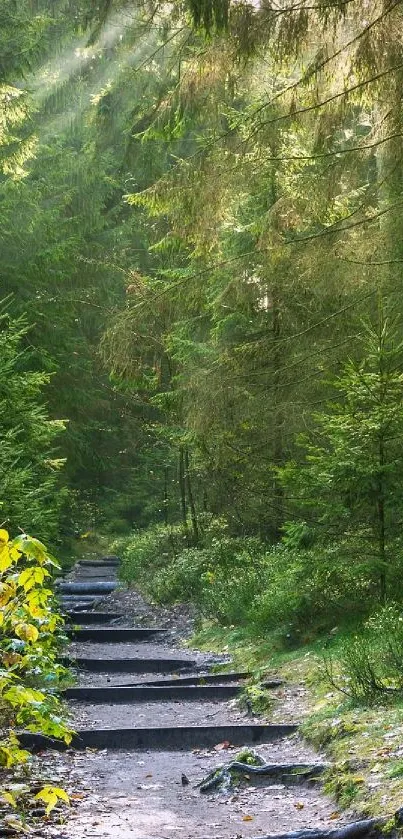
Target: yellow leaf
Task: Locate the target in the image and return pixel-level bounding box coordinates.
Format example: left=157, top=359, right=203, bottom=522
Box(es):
left=3, top=791, right=17, bottom=807
left=0, top=529, right=9, bottom=544
left=0, top=546, right=12, bottom=572
left=0, top=582, right=15, bottom=607
left=51, top=787, right=70, bottom=803
left=15, top=623, right=39, bottom=642
left=242, top=815, right=254, bottom=821
left=18, top=567, right=49, bottom=592
left=4, top=816, right=29, bottom=833
left=26, top=604, right=46, bottom=619
left=9, top=547, right=21, bottom=563
left=35, top=786, right=70, bottom=815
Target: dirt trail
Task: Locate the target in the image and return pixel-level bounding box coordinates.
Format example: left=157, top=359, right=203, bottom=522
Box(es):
left=41, top=556, right=351, bottom=839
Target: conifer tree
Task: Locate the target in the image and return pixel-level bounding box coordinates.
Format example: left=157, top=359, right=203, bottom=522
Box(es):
left=280, top=305, right=403, bottom=603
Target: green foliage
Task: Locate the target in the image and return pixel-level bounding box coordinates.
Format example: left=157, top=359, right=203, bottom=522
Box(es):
left=0, top=311, right=66, bottom=542
left=3, top=0, right=403, bottom=725
left=329, top=605, right=403, bottom=703
left=324, top=771, right=363, bottom=809
left=117, top=516, right=394, bottom=636
left=0, top=528, right=71, bottom=770
left=116, top=521, right=273, bottom=623
left=187, top=0, right=229, bottom=32
left=280, top=312, right=403, bottom=603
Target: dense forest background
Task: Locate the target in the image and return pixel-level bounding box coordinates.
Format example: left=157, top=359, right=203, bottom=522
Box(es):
left=3, top=0, right=403, bottom=670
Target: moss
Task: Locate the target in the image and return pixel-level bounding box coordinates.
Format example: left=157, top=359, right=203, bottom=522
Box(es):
left=235, top=748, right=263, bottom=765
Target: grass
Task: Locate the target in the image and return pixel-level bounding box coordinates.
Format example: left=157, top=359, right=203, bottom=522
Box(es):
left=189, top=620, right=403, bottom=817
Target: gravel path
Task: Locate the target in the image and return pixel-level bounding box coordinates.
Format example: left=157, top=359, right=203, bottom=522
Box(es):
left=67, top=639, right=216, bottom=661
left=46, top=556, right=350, bottom=839
left=60, top=746, right=339, bottom=839
left=69, top=697, right=262, bottom=730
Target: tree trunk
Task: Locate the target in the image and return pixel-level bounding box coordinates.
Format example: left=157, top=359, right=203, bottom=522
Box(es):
left=178, top=447, right=189, bottom=538
left=163, top=466, right=169, bottom=526
left=272, top=294, right=284, bottom=539
left=378, top=431, right=386, bottom=603
left=184, top=448, right=199, bottom=543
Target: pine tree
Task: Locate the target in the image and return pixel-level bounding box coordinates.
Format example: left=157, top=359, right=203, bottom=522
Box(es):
left=281, top=305, right=403, bottom=603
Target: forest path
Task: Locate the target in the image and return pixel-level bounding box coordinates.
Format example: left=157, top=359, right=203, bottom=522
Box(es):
left=42, top=555, right=352, bottom=839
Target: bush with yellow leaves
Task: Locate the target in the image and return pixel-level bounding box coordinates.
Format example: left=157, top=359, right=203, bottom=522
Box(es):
left=0, top=528, right=72, bottom=769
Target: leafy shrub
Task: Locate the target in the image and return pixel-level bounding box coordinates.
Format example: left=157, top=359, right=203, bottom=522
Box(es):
left=249, top=539, right=373, bottom=639
left=0, top=529, right=71, bottom=768
left=150, top=536, right=269, bottom=624
left=329, top=605, right=403, bottom=702
left=114, top=522, right=189, bottom=587
left=114, top=518, right=380, bottom=634
left=114, top=516, right=229, bottom=588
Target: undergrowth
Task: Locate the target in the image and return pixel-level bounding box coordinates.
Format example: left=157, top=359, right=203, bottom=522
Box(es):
left=0, top=529, right=71, bottom=828
left=112, top=518, right=403, bottom=816
left=113, top=520, right=374, bottom=639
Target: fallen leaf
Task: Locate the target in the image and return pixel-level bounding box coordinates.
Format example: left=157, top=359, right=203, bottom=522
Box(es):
left=242, top=815, right=254, bottom=821
left=214, top=741, right=230, bottom=751
left=330, top=812, right=341, bottom=820
left=294, top=803, right=304, bottom=810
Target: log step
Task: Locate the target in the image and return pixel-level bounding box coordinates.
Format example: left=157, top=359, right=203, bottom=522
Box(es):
left=110, top=672, right=283, bottom=688
left=67, top=627, right=168, bottom=641
left=78, top=559, right=120, bottom=567
left=63, top=656, right=198, bottom=673
left=60, top=601, right=99, bottom=613
left=132, top=671, right=253, bottom=687
left=20, top=723, right=297, bottom=751
left=66, top=611, right=124, bottom=624
left=64, top=683, right=242, bottom=702
left=57, top=581, right=116, bottom=594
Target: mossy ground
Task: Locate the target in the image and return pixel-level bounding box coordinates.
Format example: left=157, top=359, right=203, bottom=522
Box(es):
left=190, top=621, right=403, bottom=817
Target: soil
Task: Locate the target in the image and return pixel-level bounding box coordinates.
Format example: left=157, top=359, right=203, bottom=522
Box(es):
left=69, top=697, right=263, bottom=730
left=67, top=640, right=217, bottom=662
left=75, top=672, right=246, bottom=687
left=55, top=746, right=340, bottom=839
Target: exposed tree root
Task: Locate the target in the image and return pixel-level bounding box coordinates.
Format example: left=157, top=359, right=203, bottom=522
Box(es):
left=198, top=760, right=328, bottom=793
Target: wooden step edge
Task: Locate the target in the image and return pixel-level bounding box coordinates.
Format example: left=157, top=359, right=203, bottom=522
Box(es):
left=19, top=723, right=298, bottom=751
